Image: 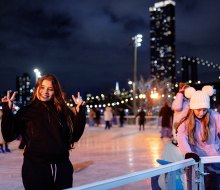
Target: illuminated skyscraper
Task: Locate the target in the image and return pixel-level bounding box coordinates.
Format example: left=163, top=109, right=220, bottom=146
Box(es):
left=16, top=73, right=32, bottom=106
left=149, top=0, right=176, bottom=83
left=115, top=81, right=120, bottom=95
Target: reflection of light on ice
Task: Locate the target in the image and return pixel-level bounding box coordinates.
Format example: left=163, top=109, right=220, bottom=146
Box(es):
left=149, top=140, right=164, bottom=167
left=128, top=154, right=134, bottom=166
left=127, top=144, right=134, bottom=167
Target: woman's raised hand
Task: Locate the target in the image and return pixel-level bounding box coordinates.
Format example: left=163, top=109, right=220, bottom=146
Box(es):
left=72, top=92, right=84, bottom=112
left=1, top=90, right=17, bottom=109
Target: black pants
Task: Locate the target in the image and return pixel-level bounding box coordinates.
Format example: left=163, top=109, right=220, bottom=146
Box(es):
left=19, top=138, right=26, bottom=149
left=22, top=157, right=73, bottom=190
left=119, top=118, right=124, bottom=127
left=139, top=122, right=145, bottom=131
left=105, top=121, right=111, bottom=129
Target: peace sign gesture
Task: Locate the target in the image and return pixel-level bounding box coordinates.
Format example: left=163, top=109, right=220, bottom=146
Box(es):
left=1, top=90, right=17, bottom=109
left=72, top=92, right=84, bottom=112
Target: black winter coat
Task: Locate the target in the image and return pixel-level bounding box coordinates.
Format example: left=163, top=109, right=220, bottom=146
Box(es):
left=159, top=105, right=173, bottom=128
left=1, top=99, right=86, bottom=163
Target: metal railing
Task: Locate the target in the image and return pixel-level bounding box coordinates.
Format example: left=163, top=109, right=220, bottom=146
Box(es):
left=199, top=156, right=220, bottom=190
left=86, top=115, right=159, bottom=126
left=69, top=159, right=196, bottom=190
left=69, top=156, right=220, bottom=190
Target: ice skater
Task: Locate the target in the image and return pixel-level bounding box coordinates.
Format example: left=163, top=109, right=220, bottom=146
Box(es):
left=1, top=74, right=86, bottom=189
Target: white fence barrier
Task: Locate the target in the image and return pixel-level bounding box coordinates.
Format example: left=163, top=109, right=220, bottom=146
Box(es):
left=69, top=159, right=196, bottom=190
left=69, top=156, right=220, bottom=190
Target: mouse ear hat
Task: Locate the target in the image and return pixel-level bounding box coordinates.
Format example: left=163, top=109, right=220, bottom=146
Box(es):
left=184, top=85, right=214, bottom=109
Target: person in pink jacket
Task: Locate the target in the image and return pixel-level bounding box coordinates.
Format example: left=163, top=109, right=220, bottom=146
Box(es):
left=171, top=83, right=190, bottom=145
left=177, top=85, right=220, bottom=189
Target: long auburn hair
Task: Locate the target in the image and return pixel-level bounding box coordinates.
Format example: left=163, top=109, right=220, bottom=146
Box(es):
left=32, top=74, right=74, bottom=146
left=176, top=109, right=211, bottom=145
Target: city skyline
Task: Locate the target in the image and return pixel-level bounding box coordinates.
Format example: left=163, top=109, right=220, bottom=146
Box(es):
left=0, top=0, right=220, bottom=96
left=149, top=1, right=176, bottom=84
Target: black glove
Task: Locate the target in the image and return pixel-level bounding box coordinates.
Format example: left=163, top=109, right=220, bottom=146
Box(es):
left=185, top=152, right=200, bottom=162
left=172, top=140, right=178, bottom=146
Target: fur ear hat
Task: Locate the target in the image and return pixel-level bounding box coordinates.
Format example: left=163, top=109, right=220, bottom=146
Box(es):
left=184, top=85, right=214, bottom=109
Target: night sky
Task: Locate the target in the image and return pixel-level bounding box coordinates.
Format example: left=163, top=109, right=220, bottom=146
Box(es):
left=0, top=0, right=220, bottom=96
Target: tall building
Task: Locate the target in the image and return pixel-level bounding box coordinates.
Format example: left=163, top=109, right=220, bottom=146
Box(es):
left=114, top=81, right=120, bottom=95
left=149, top=0, right=176, bottom=84
left=16, top=73, right=32, bottom=106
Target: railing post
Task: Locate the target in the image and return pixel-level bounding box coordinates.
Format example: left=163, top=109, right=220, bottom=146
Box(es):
left=192, top=163, right=200, bottom=190
left=167, top=171, right=176, bottom=190
left=199, top=162, right=205, bottom=190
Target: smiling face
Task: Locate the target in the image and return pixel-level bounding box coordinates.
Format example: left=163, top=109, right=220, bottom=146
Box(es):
left=193, top=108, right=208, bottom=119
left=37, top=79, right=55, bottom=101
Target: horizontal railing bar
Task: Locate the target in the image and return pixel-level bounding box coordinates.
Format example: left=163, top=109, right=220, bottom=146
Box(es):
left=200, top=156, right=220, bottom=164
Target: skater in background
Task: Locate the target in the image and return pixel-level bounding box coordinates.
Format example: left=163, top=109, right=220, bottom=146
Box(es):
left=158, top=101, right=173, bottom=139
left=94, top=108, right=101, bottom=127
left=88, top=108, right=96, bottom=127
left=118, top=107, right=125, bottom=127
left=136, top=108, right=146, bottom=131
left=104, top=107, right=113, bottom=130
left=171, top=82, right=190, bottom=145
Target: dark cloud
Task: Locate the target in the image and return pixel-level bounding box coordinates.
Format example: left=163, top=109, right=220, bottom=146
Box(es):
left=18, top=9, right=73, bottom=40
left=123, top=18, right=147, bottom=32
left=0, top=0, right=220, bottom=96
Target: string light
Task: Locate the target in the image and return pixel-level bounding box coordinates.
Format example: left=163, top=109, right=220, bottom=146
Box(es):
left=176, top=56, right=220, bottom=76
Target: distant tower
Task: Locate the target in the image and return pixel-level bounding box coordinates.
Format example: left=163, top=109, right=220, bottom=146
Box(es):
left=181, top=56, right=198, bottom=83
left=115, top=81, right=120, bottom=95
left=149, top=0, right=176, bottom=83
left=16, top=73, right=32, bottom=106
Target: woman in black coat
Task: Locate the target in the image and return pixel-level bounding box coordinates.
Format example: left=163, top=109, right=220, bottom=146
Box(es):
left=1, top=74, right=86, bottom=190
